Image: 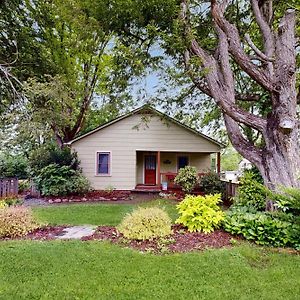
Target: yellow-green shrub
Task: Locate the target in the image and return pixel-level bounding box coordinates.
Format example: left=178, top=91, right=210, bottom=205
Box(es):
left=0, top=206, right=39, bottom=238
left=117, top=207, right=172, bottom=241
left=176, top=194, right=225, bottom=233
left=0, top=200, right=7, bottom=209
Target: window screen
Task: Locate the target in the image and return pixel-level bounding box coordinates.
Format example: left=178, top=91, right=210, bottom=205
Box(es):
left=97, top=152, right=110, bottom=175
left=178, top=156, right=189, bottom=170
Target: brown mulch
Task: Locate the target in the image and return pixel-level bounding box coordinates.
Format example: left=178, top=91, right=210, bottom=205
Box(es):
left=0, top=226, right=67, bottom=241
left=25, top=226, right=67, bottom=240
left=2, top=224, right=234, bottom=253
left=82, top=224, right=233, bottom=253
left=45, top=190, right=133, bottom=204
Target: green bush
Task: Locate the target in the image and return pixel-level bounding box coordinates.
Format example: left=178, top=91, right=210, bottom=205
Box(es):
left=199, top=172, right=225, bottom=195
left=1, top=196, right=22, bottom=207
left=18, top=179, right=30, bottom=193
left=29, top=145, right=80, bottom=176
left=266, top=187, right=300, bottom=215
left=117, top=207, right=172, bottom=241
left=174, top=166, right=199, bottom=193
left=176, top=194, right=225, bottom=233
left=35, top=164, right=90, bottom=196
left=234, top=171, right=266, bottom=211
left=223, top=208, right=300, bottom=248
left=0, top=153, right=28, bottom=179
left=0, top=206, right=39, bottom=238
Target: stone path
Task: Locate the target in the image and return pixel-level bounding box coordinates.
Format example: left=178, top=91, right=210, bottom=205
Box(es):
left=55, top=226, right=96, bottom=240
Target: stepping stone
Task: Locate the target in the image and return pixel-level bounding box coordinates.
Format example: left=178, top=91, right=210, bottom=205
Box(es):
left=56, top=226, right=96, bottom=240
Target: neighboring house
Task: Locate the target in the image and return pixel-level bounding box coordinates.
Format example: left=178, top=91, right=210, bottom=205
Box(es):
left=220, top=171, right=240, bottom=183
left=221, top=158, right=253, bottom=183
left=67, top=105, right=223, bottom=191
left=238, top=158, right=252, bottom=172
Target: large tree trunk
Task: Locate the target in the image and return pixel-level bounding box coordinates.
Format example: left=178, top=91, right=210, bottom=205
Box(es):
left=180, top=0, right=299, bottom=194
left=258, top=115, right=300, bottom=189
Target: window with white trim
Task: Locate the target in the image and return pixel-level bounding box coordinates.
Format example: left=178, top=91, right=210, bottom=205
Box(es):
left=97, top=152, right=111, bottom=175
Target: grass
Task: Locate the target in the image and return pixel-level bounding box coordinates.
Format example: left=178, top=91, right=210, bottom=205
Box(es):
left=3, top=200, right=300, bottom=299
left=0, top=241, right=299, bottom=299
left=32, top=199, right=178, bottom=226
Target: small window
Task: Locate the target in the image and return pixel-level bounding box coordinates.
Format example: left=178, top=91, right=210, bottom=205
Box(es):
left=97, top=152, right=111, bottom=175
left=211, top=157, right=216, bottom=171
left=178, top=156, right=189, bottom=170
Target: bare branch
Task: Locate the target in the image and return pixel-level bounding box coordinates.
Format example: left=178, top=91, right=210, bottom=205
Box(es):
left=211, top=0, right=274, bottom=92
left=224, top=114, right=262, bottom=167
left=251, top=0, right=275, bottom=74
left=180, top=0, right=267, bottom=132
left=245, top=34, right=274, bottom=62
left=0, top=64, right=22, bottom=98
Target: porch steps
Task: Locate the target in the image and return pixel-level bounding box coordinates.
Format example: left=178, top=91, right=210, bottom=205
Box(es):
left=131, top=185, right=161, bottom=193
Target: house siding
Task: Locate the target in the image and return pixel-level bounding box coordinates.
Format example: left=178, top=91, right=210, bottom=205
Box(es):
left=71, top=113, right=220, bottom=190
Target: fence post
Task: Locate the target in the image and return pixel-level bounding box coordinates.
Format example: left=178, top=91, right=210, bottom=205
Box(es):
left=0, top=178, right=19, bottom=198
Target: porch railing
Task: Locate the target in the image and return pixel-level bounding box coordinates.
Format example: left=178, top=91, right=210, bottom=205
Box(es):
left=223, top=180, right=239, bottom=200
left=160, top=172, right=208, bottom=188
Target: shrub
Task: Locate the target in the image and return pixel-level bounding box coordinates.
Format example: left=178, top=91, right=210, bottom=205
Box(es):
left=199, top=172, right=225, bottom=195
left=176, top=194, right=225, bottom=233
left=0, top=153, right=28, bottom=179
left=35, top=164, right=90, bottom=196
left=18, top=179, right=30, bottom=193
left=233, top=171, right=266, bottom=211
left=0, top=206, right=39, bottom=238
left=0, top=200, right=7, bottom=209
left=29, top=145, right=80, bottom=176
left=174, top=166, right=199, bottom=193
left=223, top=208, right=300, bottom=248
left=117, top=207, right=172, bottom=241
left=1, top=196, right=22, bottom=207
left=266, top=187, right=300, bottom=215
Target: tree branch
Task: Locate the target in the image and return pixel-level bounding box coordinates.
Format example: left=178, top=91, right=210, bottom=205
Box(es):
left=210, top=0, right=274, bottom=92
left=245, top=34, right=274, bottom=62
left=180, top=0, right=267, bottom=132
left=224, top=114, right=262, bottom=167
left=251, top=0, right=275, bottom=74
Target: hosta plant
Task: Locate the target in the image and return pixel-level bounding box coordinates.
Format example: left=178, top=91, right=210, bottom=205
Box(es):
left=223, top=207, right=300, bottom=248
left=117, top=207, right=172, bottom=241
left=176, top=194, right=224, bottom=233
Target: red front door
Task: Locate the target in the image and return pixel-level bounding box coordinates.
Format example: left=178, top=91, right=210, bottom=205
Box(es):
left=144, top=155, right=156, bottom=185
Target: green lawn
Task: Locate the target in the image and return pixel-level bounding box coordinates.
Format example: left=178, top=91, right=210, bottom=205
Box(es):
left=2, top=200, right=300, bottom=299
left=33, top=199, right=178, bottom=226
left=0, top=241, right=299, bottom=299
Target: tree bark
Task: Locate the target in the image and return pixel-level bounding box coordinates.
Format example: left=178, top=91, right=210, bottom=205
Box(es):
left=180, top=0, right=300, bottom=192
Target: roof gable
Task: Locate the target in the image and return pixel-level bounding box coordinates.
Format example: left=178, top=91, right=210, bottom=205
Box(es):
left=67, top=105, right=224, bottom=148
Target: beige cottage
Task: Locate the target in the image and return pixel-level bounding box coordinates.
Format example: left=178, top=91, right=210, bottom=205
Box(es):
left=68, top=106, right=223, bottom=191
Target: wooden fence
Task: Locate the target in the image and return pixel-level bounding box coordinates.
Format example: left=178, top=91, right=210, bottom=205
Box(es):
left=30, top=179, right=41, bottom=198
left=0, top=178, right=19, bottom=198
left=223, top=180, right=239, bottom=201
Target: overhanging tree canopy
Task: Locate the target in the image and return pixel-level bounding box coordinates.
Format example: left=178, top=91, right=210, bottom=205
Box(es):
left=177, top=0, right=299, bottom=189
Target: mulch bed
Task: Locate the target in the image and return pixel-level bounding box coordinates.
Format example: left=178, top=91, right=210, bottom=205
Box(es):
left=26, top=226, right=67, bottom=240
left=45, top=190, right=132, bottom=204
left=82, top=224, right=233, bottom=253
left=0, top=226, right=67, bottom=241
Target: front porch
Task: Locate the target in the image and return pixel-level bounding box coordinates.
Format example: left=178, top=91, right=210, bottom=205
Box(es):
left=134, top=150, right=221, bottom=192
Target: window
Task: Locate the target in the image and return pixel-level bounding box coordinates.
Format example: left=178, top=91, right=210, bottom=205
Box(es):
left=97, top=152, right=111, bottom=175
left=211, top=157, right=216, bottom=171
left=177, top=156, right=189, bottom=170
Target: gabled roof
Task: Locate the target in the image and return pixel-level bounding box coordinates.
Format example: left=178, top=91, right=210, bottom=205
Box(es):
left=67, top=105, right=224, bottom=147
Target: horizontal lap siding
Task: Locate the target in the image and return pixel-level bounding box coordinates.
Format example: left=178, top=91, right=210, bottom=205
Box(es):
left=72, top=114, right=220, bottom=190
